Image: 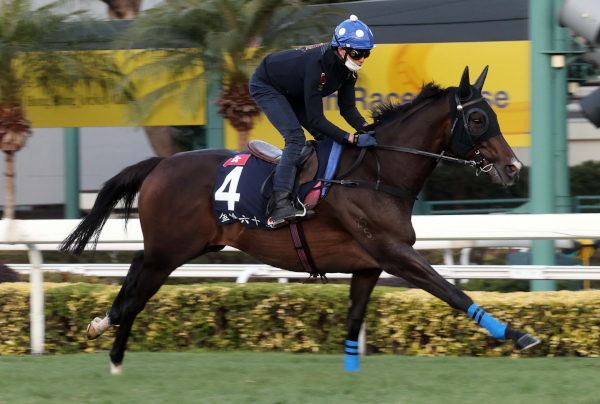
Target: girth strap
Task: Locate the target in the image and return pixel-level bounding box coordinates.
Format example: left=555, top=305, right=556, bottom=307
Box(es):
left=289, top=222, right=327, bottom=283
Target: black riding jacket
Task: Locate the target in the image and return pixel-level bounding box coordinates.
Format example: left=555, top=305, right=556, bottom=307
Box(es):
left=254, top=43, right=366, bottom=144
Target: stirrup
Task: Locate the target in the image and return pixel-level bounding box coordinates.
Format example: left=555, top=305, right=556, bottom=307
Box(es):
left=294, top=197, right=308, bottom=217
left=270, top=198, right=314, bottom=228
left=287, top=197, right=315, bottom=221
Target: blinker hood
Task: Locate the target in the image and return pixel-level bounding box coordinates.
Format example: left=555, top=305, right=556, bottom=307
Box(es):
left=449, top=85, right=501, bottom=157
left=448, top=66, right=502, bottom=158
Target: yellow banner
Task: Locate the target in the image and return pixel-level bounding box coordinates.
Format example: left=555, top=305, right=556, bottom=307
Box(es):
left=25, top=50, right=206, bottom=128
left=226, top=41, right=530, bottom=149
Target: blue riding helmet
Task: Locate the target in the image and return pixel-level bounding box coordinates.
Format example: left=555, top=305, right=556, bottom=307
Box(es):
left=331, top=15, right=376, bottom=50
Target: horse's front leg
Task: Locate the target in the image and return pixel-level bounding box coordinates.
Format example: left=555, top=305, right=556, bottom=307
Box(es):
left=344, top=268, right=382, bottom=372
left=378, top=242, right=540, bottom=351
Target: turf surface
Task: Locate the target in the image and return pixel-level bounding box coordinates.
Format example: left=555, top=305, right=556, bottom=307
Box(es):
left=0, top=352, right=598, bottom=404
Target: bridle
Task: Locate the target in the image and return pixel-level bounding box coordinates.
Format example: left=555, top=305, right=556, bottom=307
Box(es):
left=315, top=92, right=496, bottom=202
left=451, top=93, right=494, bottom=176
left=370, top=93, right=496, bottom=174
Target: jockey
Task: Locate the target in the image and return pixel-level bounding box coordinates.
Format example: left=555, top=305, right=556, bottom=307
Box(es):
left=249, top=15, right=377, bottom=228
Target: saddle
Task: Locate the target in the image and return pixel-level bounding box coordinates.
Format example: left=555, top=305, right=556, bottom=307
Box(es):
left=247, top=139, right=318, bottom=185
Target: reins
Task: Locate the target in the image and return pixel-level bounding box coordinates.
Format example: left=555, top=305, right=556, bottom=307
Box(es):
left=319, top=147, right=417, bottom=201
left=316, top=92, right=494, bottom=201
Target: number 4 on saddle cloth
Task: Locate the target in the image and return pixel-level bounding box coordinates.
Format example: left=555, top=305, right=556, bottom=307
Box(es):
left=212, top=138, right=341, bottom=230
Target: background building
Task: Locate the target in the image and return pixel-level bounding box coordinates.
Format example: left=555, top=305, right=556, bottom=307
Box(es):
left=6, top=0, right=598, bottom=215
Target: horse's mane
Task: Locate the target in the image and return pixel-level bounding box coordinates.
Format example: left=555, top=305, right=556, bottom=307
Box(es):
left=370, top=82, right=450, bottom=127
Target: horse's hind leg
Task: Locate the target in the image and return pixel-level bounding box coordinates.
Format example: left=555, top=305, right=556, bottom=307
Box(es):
left=108, top=253, right=174, bottom=375
left=86, top=250, right=145, bottom=340
left=381, top=243, right=540, bottom=351
left=344, top=268, right=382, bottom=372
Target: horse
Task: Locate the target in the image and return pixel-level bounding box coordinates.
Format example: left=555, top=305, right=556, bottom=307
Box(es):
left=61, top=66, right=538, bottom=375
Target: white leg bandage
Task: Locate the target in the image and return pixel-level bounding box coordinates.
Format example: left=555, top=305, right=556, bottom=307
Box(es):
left=111, top=362, right=122, bottom=375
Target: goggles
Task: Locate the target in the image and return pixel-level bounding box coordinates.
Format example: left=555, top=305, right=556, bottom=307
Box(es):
left=347, top=48, right=370, bottom=60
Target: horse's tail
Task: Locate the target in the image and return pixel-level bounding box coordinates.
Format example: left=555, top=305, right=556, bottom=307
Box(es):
left=60, top=157, right=165, bottom=255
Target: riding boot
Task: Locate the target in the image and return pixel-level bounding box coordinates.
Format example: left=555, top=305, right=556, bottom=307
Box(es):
left=270, top=191, right=315, bottom=228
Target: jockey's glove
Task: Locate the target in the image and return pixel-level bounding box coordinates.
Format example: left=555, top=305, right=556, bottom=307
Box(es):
left=355, top=131, right=377, bottom=147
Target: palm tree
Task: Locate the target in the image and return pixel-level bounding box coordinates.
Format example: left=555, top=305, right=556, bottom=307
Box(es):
left=98, top=0, right=187, bottom=157
left=100, top=0, right=141, bottom=20
left=0, top=0, right=120, bottom=218
left=120, top=0, right=337, bottom=151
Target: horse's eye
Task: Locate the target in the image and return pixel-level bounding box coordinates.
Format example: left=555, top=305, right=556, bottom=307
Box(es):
left=473, top=119, right=482, bottom=124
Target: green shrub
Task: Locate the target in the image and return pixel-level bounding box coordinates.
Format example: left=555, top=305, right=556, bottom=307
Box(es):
left=425, top=160, right=600, bottom=203
left=1, top=283, right=599, bottom=358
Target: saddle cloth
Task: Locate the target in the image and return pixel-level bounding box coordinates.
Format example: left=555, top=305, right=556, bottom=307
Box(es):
left=212, top=138, right=339, bottom=230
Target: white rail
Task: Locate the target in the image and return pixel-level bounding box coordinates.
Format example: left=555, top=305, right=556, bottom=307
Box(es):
left=0, top=214, right=599, bottom=244
left=0, top=239, right=577, bottom=251
left=12, top=263, right=600, bottom=280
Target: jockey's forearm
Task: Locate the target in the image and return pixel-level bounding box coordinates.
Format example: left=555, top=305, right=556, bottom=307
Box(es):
left=308, top=114, right=350, bottom=144
left=340, top=105, right=366, bottom=130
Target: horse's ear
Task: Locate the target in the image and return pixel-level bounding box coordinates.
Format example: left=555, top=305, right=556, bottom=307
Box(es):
left=473, top=65, right=489, bottom=92
left=458, top=66, right=470, bottom=99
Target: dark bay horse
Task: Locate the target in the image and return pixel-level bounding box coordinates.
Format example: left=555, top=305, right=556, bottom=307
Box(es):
left=61, top=66, right=538, bottom=375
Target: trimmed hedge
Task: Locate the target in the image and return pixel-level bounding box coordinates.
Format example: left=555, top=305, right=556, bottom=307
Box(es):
left=1, top=283, right=599, bottom=357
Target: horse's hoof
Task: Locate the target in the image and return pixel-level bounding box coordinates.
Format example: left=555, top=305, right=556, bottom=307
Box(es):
left=111, top=362, right=122, bottom=375
left=87, top=316, right=110, bottom=340
left=86, top=322, right=100, bottom=340
left=515, top=333, right=541, bottom=351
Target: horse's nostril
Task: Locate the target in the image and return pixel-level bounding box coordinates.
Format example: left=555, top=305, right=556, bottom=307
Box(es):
left=505, top=165, right=518, bottom=176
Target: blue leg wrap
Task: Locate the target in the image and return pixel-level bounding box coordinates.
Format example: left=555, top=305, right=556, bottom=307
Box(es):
left=344, top=340, right=360, bottom=372
left=467, top=304, right=507, bottom=340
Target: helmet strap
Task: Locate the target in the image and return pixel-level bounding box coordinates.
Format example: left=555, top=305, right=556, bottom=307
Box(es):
left=333, top=47, right=346, bottom=62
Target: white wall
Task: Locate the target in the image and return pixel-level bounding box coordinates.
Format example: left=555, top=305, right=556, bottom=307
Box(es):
left=568, top=119, right=600, bottom=165
left=507, top=120, right=600, bottom=167
left=79, top=127, right=155, bottom=191
left=0, top=128, right=154, bottom=206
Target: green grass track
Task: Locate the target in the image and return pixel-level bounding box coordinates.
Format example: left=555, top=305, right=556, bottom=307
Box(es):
left=1, top=352, right=599, bottom=404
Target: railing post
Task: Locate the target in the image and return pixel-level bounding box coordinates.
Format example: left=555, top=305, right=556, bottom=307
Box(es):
left=236, top=266, right=266, bottom=283
left=64, top=128, right=80, bottom=219
left=27, top=244, right=44, bottom=355
left=443, top=248, right=456, bottom=285
left=529, top=0, right=557, bottom=291
left=552, top=0, right=571, bottom=215
left=460, top=248, right=472, bottom=266
left=206, top=81, right=224, bottom=149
